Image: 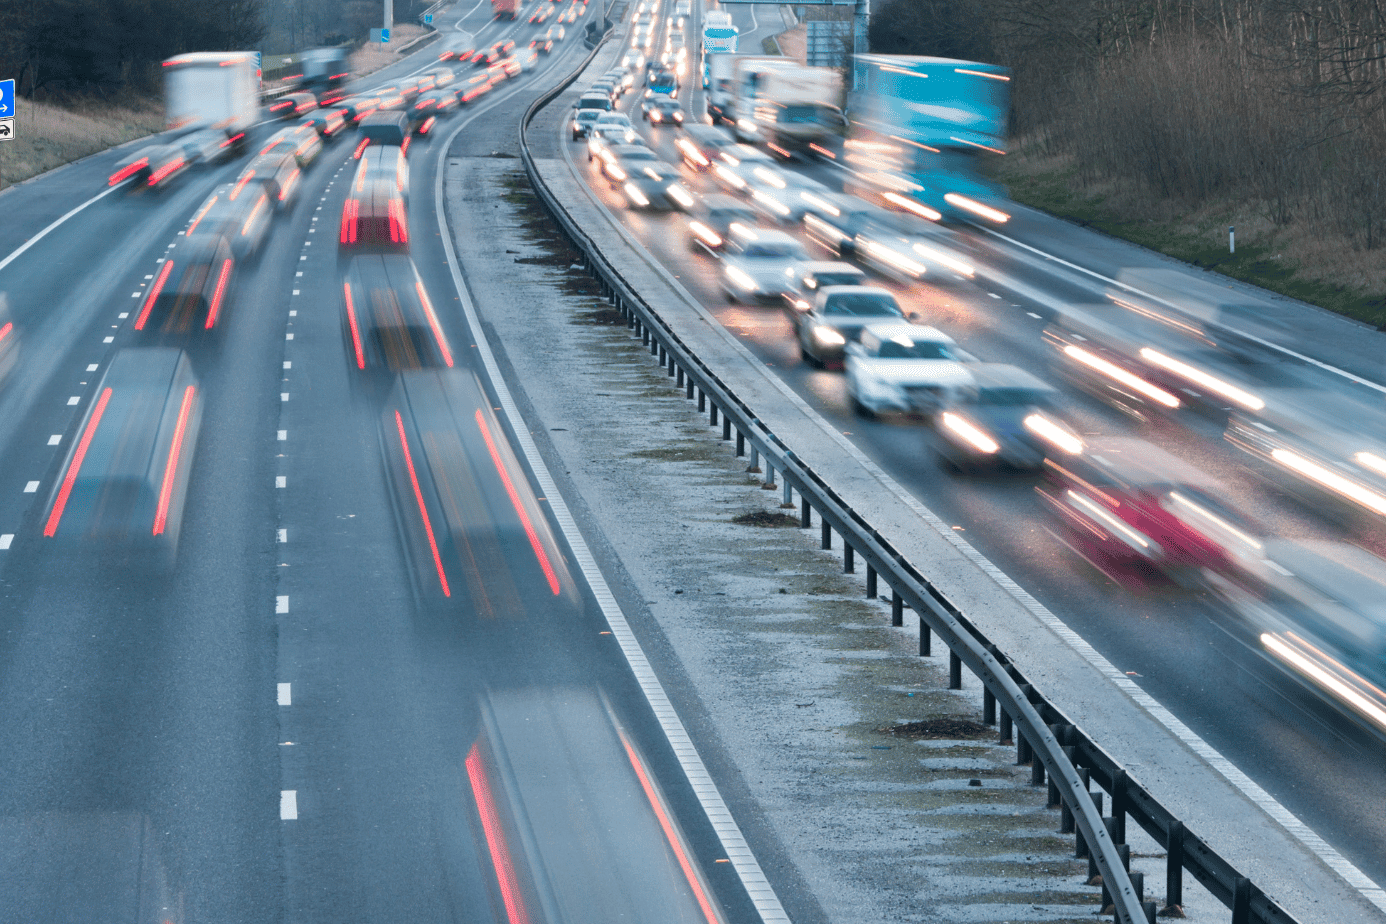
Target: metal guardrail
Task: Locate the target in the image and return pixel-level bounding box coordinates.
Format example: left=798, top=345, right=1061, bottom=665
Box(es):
left=510, top=20, right=1301, bottom=924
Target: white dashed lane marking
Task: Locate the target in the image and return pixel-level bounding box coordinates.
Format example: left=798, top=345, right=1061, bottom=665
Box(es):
left=23, top=482, right=38, bottom=493
left=1027, top=312, right=1042, bottom=319
left=276, top=477, right=286, bottom=489
left=276, top=594, right=289, bottom=612
left=47, top=435, right=60, bottom=446
left=0, top=535, right=11, bottom=550
left=278, top=430, right=287, bottom=440
left=86, top=364, right=98, bottom=372
left=278, top=683, right=292, bottom=706
left=281, top=791, right=298, bottom=820
left=67, top=397, right=79, bottom=405
left=278, top=529, right=287, bottom=543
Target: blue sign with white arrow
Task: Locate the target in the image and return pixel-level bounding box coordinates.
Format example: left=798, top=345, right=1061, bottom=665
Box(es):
left=0, top=79, right=14, bottom=118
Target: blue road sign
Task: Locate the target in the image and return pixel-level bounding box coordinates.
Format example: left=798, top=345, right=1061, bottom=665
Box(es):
left=0, top=79, right=14, bottom=118
left=424, top=13, right=433, bottom=23
left=382, top=27, right=391, bottom=41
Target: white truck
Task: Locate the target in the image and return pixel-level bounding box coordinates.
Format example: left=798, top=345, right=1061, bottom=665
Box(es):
left=163, top=51, right=260, bottom=156
left=706, top=54, right=781, bottom=126
left=730, top=60, right=844, bottom=154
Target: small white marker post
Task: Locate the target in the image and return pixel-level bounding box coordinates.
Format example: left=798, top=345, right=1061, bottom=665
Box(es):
left=1229, top=225, right=1235, bottom=254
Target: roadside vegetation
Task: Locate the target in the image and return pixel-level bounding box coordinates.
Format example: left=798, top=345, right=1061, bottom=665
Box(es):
left=0, top=94, right=164, bottom=190
left=870, top=0, right=1386, bottom=326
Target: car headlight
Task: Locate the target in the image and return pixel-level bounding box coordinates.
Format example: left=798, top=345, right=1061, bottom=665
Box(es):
left=812, top=325, right=846, bottom=346
left=666, top=183, right=694, bottom=208
left=940, top=413, right=1000, bottom=453
left=624, top=182, right=650, bottom=207
left=726, top=265, right=757, bottom=291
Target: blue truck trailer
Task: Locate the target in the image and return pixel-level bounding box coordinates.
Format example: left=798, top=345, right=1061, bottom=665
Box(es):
left=844, top=55, right=1011, bottom=223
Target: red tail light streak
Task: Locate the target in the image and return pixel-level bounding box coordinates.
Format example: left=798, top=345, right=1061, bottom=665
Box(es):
left=136, top=260, right=175, bottom=330
left=108, top=158, right=148, bottom=186
left=466, top=743, right=531, bottom=924
left=414, top=282, right=450, bottom=366
left=395, top=410, right=451, bottom=596
left=152, top=386, right=196, bottom=535
left=343, top=283, right=365, bottom=369
left=44, top=388, right=114, bottom=537
left=205, top=259, right=233, bottom=329
left=473, top=410, right=560, bottom=595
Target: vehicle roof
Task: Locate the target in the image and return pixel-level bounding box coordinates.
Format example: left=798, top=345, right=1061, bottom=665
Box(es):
left=725, top=143, right=774, bottom=161
left=360, top=111, right=409, bottom=128
left=610, top=144, right=659, bottom=157
left=818, top=285, right=897, bottom=298
left=798, top=261, right=863, bottom=275
left=1261, top=539, right=1386, bottom=608
left=1079, top=437, right=1224, bottom=491
left=965, top=363, right=1057, bottom=393
left=861, top=322, right=952, bottom=342
left=734, top=228, right=801, bottom=245
left=682, top=123, right=734, bottom=142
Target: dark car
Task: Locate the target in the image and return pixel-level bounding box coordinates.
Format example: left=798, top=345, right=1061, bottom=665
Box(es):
left=801, top=193, right=888, bottom=257
left=135, top=233, right=236, bottom=336
left=781, top=260, right=867, bottom=312
left=339, top=177, right=410, bottom=254
left=675, top=123, right=736, bottom=171
left=42, top=348, right=202, bottom=564
left=380, top=370, right=574, bottom=608
left=234, top=149, right=302, bottom=210
left=341, top=255, right=454, bottom=375
left=932, top=363, right=1080, bottom=471
left=356, top=111, right=412, bottom=154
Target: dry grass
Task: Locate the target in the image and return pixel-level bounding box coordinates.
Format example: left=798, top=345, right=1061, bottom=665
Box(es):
left=995, top=143, right=1386, bottom=326
left=0, top=94, right=164, bottom=189
left=348, top=24, right=431, bottom=79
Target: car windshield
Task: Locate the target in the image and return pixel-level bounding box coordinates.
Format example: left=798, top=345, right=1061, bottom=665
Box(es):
left=814, top=273, right=860, bottom=287
left=743, top=243, right=803, bottom=259
left=877, top=339, right=956, bottom=360
left=978, top=386, right=1048, bottom=407
left=822, top=295, right=902, bottom=317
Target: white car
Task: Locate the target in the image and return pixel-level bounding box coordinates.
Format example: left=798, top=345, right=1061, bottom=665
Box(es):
left=747, top=169, right=832, bottom=223
left=794, top=285, right=907, bottom=367
left=853, top=212, right=976, bottom=282
left=845, top=323, right=977, bottom=417
left=709, top=144, right=778, bottom=195
left=720, top=227, right=810, bottom=303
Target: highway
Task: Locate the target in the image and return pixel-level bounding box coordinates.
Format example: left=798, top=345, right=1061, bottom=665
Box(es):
left=0, top=0, right=1383, bottom=920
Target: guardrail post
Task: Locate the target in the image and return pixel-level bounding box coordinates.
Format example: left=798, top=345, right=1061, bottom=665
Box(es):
left=710, top=403, right=719, bottom=427
left=736, top=431, right=745, bottom=457
left=983, top=687, right=996, bottom=725
left=1232, top=877, right=1251, bottom=924
left=781, top=480, right=791, bottom=505
left=697, top=388, right=706, bottom=412
left=750, top=447, right=760, bottom=471
left=1110, top=768, right=1127, bottom=845
left=1016, top=730, right=1031, bottom=766
left=1030, top=752, right=1045, bottom=787
left=652, top=338, right=660, bottom=358
left=676, top=366, right=684, bottom=387
left=722, top=416, right=732, bottom=441
left=949, top=650, right=962, bottom=688
left=800, top=497, right=811, bottom=528
left=821, top=520, right=831, bottom=550
left=686, top=377, right=694, bottom=399
left=844, top=544, right=854, bottom=573
left=891, top=590, right=903, bottom=626
left=918, top=619, right=930, bottom=656
left=866, top=565, right=877, bottom=600
left=667, top=355, right=676, bottom=378
left=999, top=708, right=1013, bottom=746
left=641, top=324, right=650, bottom=346
left=1163, top=820, right=1185, bottom=917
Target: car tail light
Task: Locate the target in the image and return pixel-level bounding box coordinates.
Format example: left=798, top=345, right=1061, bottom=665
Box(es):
left=136, top=260, right=175, bottom=330
left=152, top=385, right=196, bottom=535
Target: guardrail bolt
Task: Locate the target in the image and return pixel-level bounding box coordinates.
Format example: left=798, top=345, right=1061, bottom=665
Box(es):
left=891, top=591, right=903, bottom=627
left=949, top=650, right=962, bottom=688
left=866, top=566, right=877, bottom=600
left=844, top=544, right=855, bottom=574
left=983, top=688, right=996, bottom=725
left=800, top=497, right=811, bottom=529
left=1162, top=820, right=1185, bottom=917
left=919, top=620, right=931, bottom=656
left=736, top=432, right=745, bottom=457
left=821, top=520, right=831, bottom=550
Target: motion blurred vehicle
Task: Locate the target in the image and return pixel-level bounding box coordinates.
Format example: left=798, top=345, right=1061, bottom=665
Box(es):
left=801, top=192, right=886, bottom=257
left=185, top=182, right=273, bottom=260
left=1225, top=389, right=1386, bottom=532
left=260, top=123, right=323, bottom=169
left=594, top=112, right=634, bottom=131
left=1037, top=437, right=1259, bottom=588
left=476, top=40, right=517, bottom=65
left=619, top=161, right=694, bottom=211
left=411, top=90, right=460, bottom=135
left=931, top=364, right=1080, bottom=471
left=456, top=74, right=495, bottom=105
left=355, top=143, right=411, bottom=202
left=645, top=66, right=677, bottom=97
left=574, top=91, right=614, bottom=117
left=135, top=233, right=236, bottom=336
left=304, top=106, right=348, bottom=138
left=492, top=0, right=519, bottom=18
left=341, top=255, right=453, bottom=375
left=163, top=51, right=257, bottom=157
left=745, top=169, right=831, bottom=224
left=572, top=108, right=605, bottom=139
left=1043, top=306, right=1193, bottom=423
left=176, top=127, right=239, bottom=168
left=720, top=227, right=810, bottom=303
left=381, top=370, right=574, bottom=608
left=338, top=95, right=381, bottom=125
left=675, top=123, right=737, bottom=170
left=587, top=125, right=643, bottom=161
left=439, top=42, right=476, bottom=62
left=0, top=295, right=18, bottom=385
left=339, top=179, right=410, bottom=254
left=794, top=286, right=907, bottom=366
left=293, top=46, right=351, bottom=103
left=595, top=143, right=660, bottom=185
left=42, top=348, right=201, bottom=564
left=528, top=4, right=552, bottom=24
left=271, top=91, right=318, bottom=119
left=108, top=144, right=188, bottom=190
left=642, top=96, right=684, bottom=124
left=844, top=323, right=975, bottom=417
left=532, top=25, right=565, bottom=53
left=781, top=261, right=866, bottom=312
left=235, top=149, right=302, bottom=210
left=853, top=210, right=976, bottom=282
left=709, top=143, right=778, bottom=195
left=355, top=112, right=412, bottom=155
left=1201, top=538, right=1386, bottom=737
left=686, top=194, right=756, bottom=255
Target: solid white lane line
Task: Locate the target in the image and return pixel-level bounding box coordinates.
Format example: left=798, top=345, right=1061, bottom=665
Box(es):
left=276, top=594, right=289, bottom=612
left=23, top=482, right=38, bottom=493
left=278, top=683, right=292, bottom=705
left=0, top=186, right=120, bottom=277
left=281, top=790, right=298, bottom=820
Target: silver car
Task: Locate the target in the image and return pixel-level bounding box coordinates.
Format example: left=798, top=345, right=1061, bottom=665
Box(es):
left=720, top=228, right=809, bottom=303
left=844, top=323, right=976, bottom=416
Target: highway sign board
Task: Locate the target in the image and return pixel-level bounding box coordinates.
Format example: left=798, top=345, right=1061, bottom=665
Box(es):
left=0, top=79, right=14, bottom=118
left=0, top=118, right=13, bottom=142
left=370, top=27, right=391, bottom=42
left=424, top=13, right=433, bottom=23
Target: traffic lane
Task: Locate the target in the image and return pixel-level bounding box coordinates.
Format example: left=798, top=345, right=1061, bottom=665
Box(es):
left=571, top=147, right=1386, bottom=881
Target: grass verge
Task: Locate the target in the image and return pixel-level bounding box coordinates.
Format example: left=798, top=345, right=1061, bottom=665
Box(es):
left=993, top=147, right=1386, bottom=328
left=0, top=94, right=164, bottom=190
